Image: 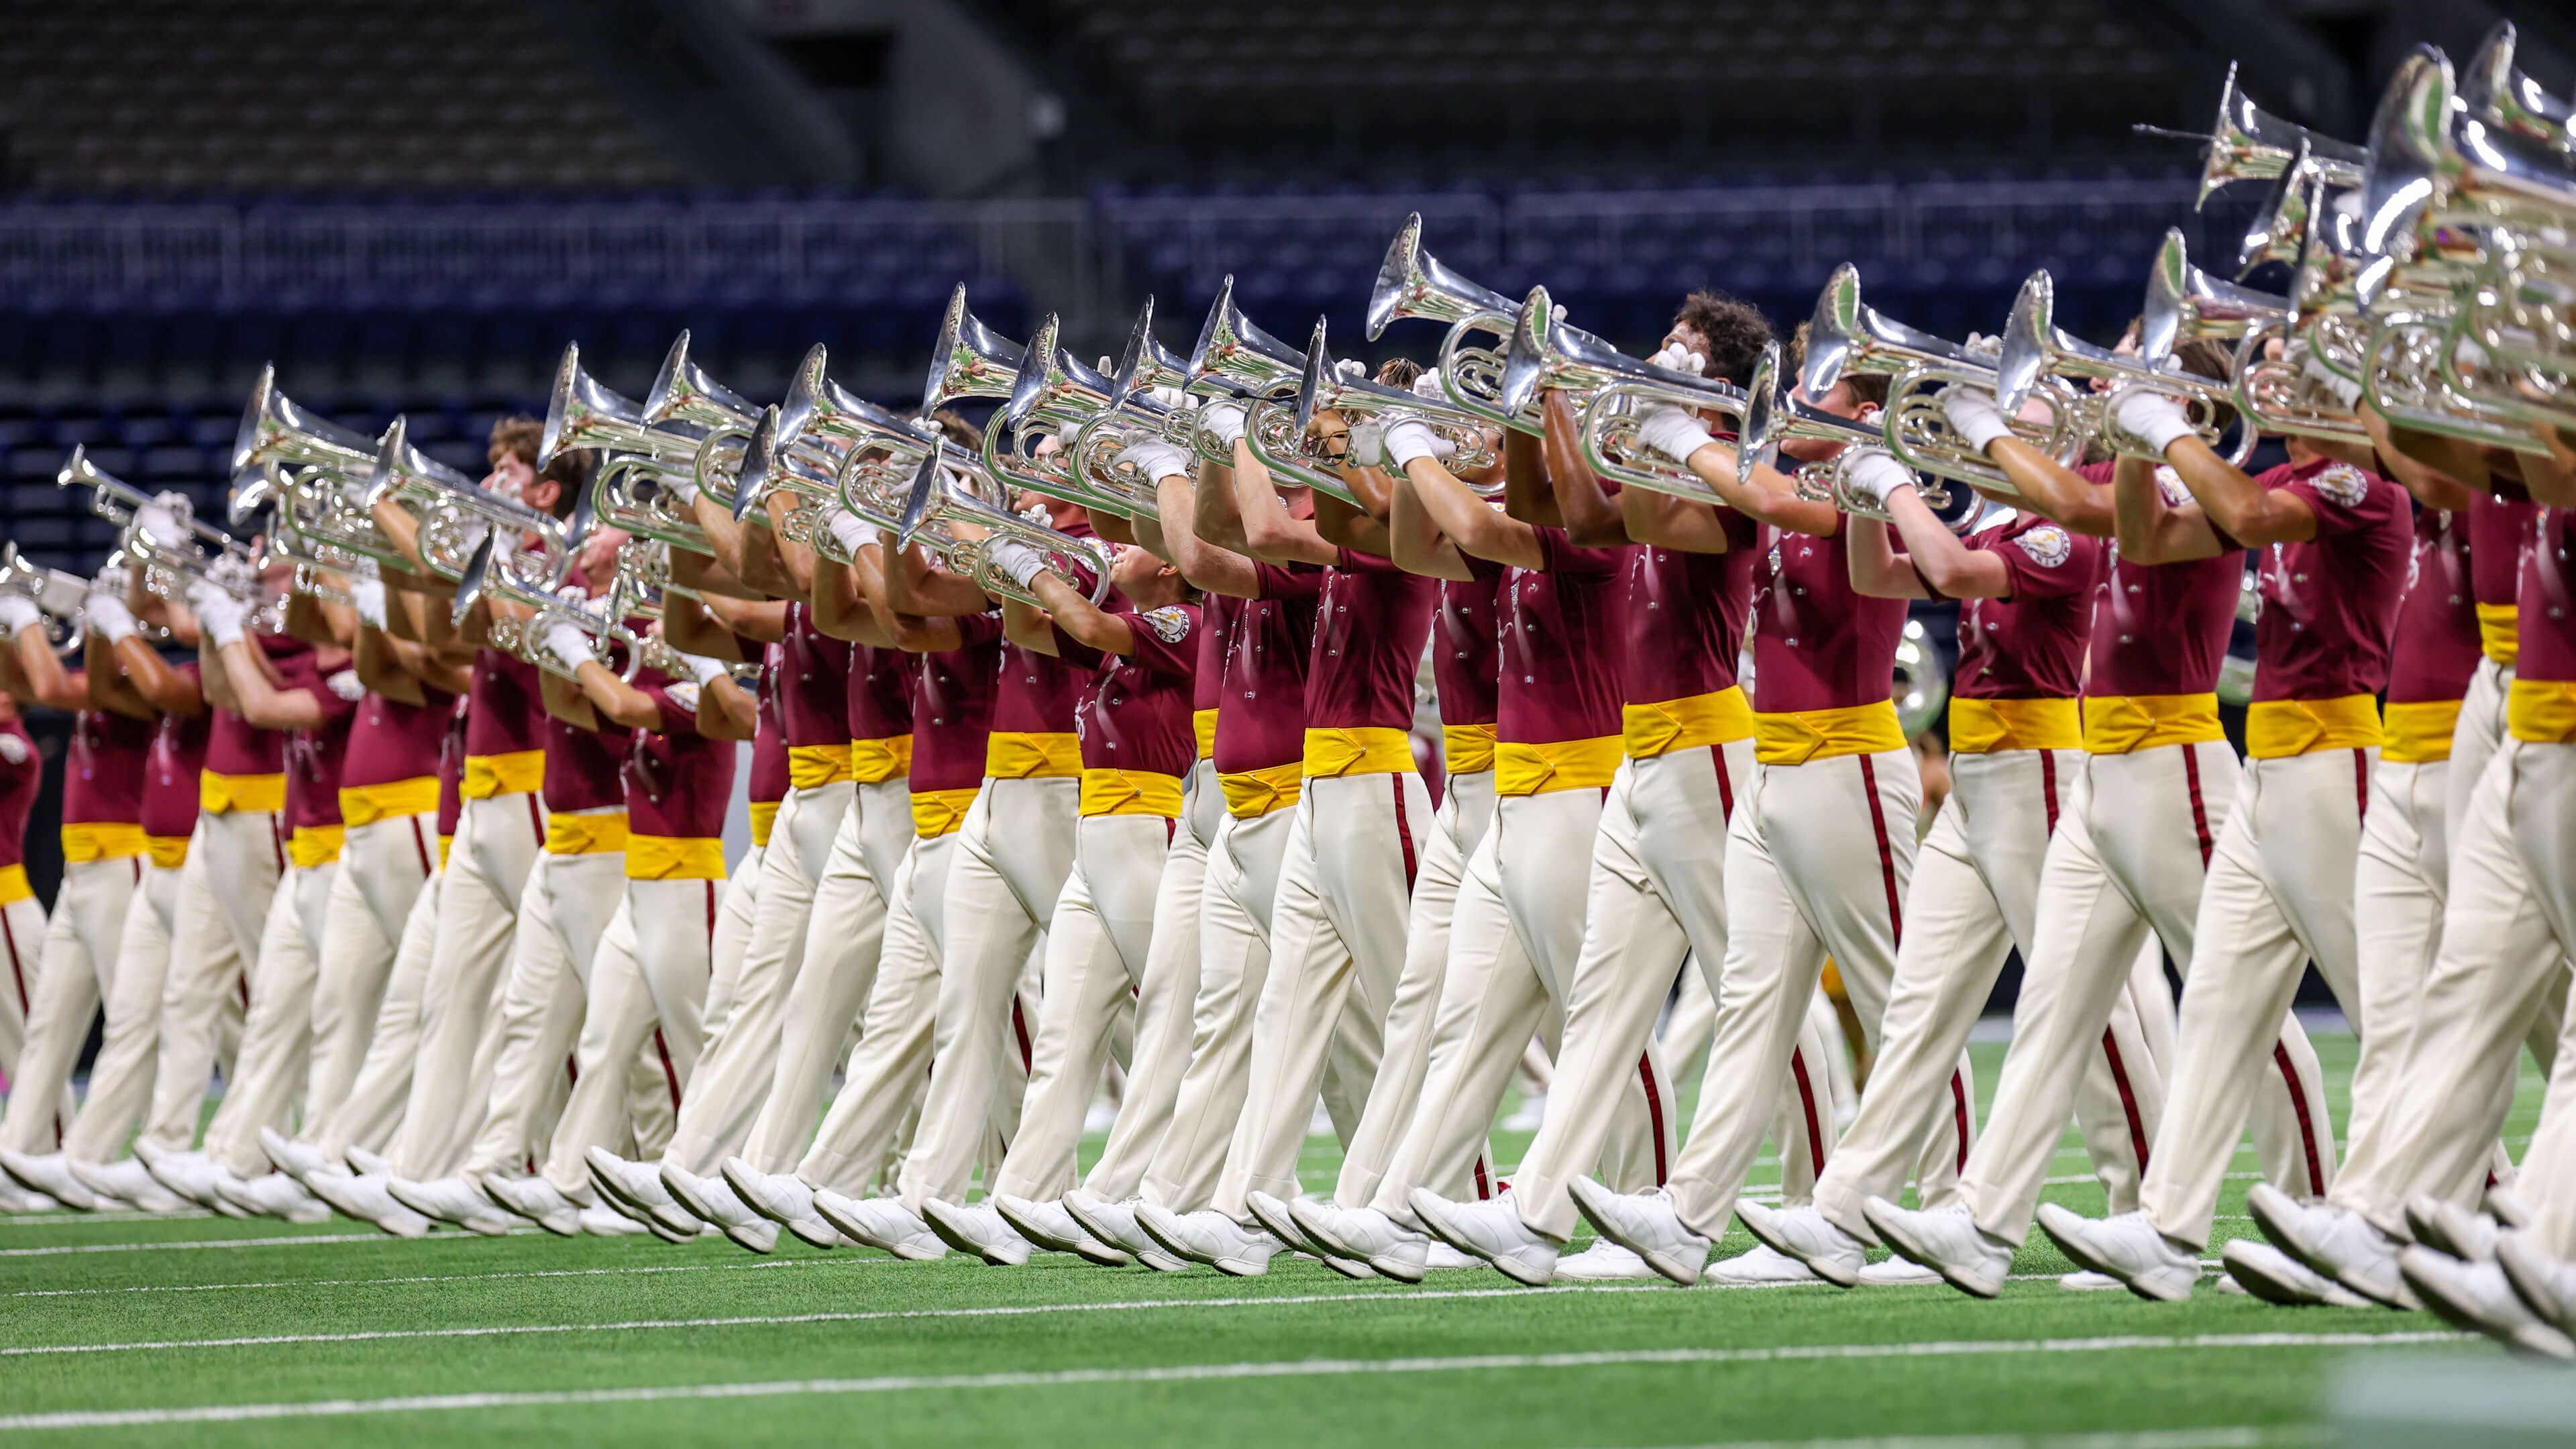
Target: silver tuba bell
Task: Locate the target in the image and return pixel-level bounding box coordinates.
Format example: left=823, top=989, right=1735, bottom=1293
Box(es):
left=1366, top=213, right=1532, bottom=433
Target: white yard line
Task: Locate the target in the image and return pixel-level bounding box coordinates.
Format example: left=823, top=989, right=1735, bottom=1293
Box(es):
left=0, top=1332, right=2461, bottom=1431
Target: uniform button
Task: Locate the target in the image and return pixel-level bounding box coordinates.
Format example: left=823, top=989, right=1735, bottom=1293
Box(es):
left=1786, top=637, right=1799, bottom=646
left=2119, top=634, right=2133, bottom=644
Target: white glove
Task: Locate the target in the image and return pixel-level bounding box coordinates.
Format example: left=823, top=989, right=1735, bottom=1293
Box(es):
left=1383, top=419, right=1454, bottom=469
left=1118, top=440, right=1193, bottom=484
left=194, top=592, right=246, bottom=649
left=183, top=576, right=229, bottom=618
left=2113, top=390, right=2197, bottom=454
left=83, top=591, right=138, bottom=644
left=987, top=539, right=1049, bottom=590
left=2300, top=352, right=2363, bottom=410
left=92, top=564, right=129, bottom=599
left=663, top=470, right=699, bottom=506
left=132, top=501, right=189, bottom=550
left=1647, top=345, right=1707, bottom=376
left=542, top=619, right=596, bottom=674
left=349, top=576, right=388, bottom=631
left=674, top=650, right=730, bottom=688
left=1411, top=371, right=1446, bottom=402
left=1334, top=358, right=1366, bottom=380
left=1199, top=400, right=1248, bottom=448
left=826, top=510, right=879, bottom=555
left=1842, top=450, right=1913, bottom=508
left=1347, top=419, right=1389, bottom=470
left=0, top=596, right=39, bottom=637
left=1937, top=384, right=2014, bottom=452
left=1632, top=405, right=1717, bottom=465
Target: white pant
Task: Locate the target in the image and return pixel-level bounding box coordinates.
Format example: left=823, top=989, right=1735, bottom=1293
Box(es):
left=391, top=791, right=544, bottom=1178
left=665, top=784, right=851, bottom=1173
left=2337, top=742, right=2576, bottom=1239
left=1375, top=782, right=1670, bottom=1226
left=310, top=868, right=444, bottom=1160
left=991, top=812, right=1173, bottom=1199
left=2141, top=747, right=2371, bottom=1248
left=142, top=811, right=280, bottom=1148
left=1084, top=761, right=1222, bottom=1200
left=1220, top=769, right=1432, bottom=1216
left=799, top=831, right=955, bottom=1195
left=64, top=862, right=189, bottom=1164
left=2447, top=658, right=2512, bottom=850
left=896, top=777, right=1074, bottom=1210
left=305, top=813, right=437, bottom=1135
left=745, top=778, right=910, bottom=1173
left=1517, top=743, right=1840, bottom=1240
left=1807, top=748, right=2171, bottom=1240
left=1140, top=804, right=1305, bottom=1211
left=0, top=891, right=52, bottom=1138
left=3, top=855, right=139, bottom=1152
left=463, top=850, right=629, bottom=1177
left=541, top=875, right=723, bottom=1193
left=205, top=861, right=337, bottom=1177
left=1964, top=740, right=2328, bottom=1247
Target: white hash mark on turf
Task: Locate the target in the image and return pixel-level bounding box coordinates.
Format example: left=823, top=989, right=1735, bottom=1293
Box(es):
left=0, top=1228, right=544, bottom=1258
left=5, top=1256, right=904, bottom=1298
left=0, top=1334, right=2463, bottom=1429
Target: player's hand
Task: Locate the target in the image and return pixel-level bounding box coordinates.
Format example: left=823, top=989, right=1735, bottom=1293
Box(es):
left=2113, top=390, right=2196, bottom=454
left=1842, top=449, right=1913, bottom=508
left=1937, top=385, right=2014, bottom=453
left=1633, top=405, right=1717, bottom=466
left=1199, top=401, right=1248, bottom=449
left=1382, top=419, right=1454, bottom=469
left=1117, top=441, right=1193, bottom=484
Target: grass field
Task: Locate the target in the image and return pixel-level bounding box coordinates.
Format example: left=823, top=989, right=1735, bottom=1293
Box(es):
left=0, top=1027, right=2535, bottom=1447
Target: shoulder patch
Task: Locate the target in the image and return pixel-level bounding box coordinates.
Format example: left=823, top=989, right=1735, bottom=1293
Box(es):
left=2013, top=523, right=2074, bottom=568
left=2153, top=465, right=2192, bottom=506
left=325, top=669, right=365, bottom=702
left=2313, top=462, right=2373, bottom=508
left=0, top=734, right=25, bottom=765
left=1141, top=606, right=1191, bottom=644
left=665, top=681, right=702, bottom=715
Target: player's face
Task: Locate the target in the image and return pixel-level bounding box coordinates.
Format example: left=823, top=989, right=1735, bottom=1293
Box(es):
left=1307, top=409, right=1350, bottom=462
left=1108, top=541, right=1167, bottom=597
left=483, top=454, right=536, bottom=500
left=577, top=527, right=628, bottom=588
left=1662, top=324, right=1711, bottom=373
left=1782, top=379, right=1866, bottom=462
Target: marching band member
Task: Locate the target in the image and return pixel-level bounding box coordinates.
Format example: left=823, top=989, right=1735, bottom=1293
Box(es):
left=938, top=537, right=1201, bottom=1263
left=0, top=614, right=56, bottom=1208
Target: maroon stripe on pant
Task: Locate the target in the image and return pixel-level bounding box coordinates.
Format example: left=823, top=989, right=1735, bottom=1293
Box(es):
left=2038, top=749, right=2060, bottom=835
left=1389, top=775, right=1418, bottom=891
left=1788, top=1046, right=1827, bottom=1177
left=2100, top=1025, right=2151, bottom=1173
left=1012, top=998, right=1034, bottom=1073
left=526, top=794, right=545, bottom=845
left=1856, top=755, right=1904, bottom=945
left=268, top=813, right=284, bottom=873
left=703, top=881, right=718, bottom=942
left=2181, top=745, right=2214, bottom=868
left=2353, top=749, right=2369, bottom=822
left=565, top=1053, right=580, bottom=1085
left=653, top=1028, right=682, bottom=1112
left=1711, top=741, right=1735, bottom=820
left=1947, top=1070, right=1971, bottom=1174
left=2271, top=1042, right=2326, bottom=1196
left=1472, top=1155, right=1492, bottom=1201
left=1637, top=1052, right=1670, bottom=1186
left=408, top=818, right=433, bottom=877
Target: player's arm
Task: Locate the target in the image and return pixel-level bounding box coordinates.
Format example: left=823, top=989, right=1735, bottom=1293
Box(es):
left=1392, top=420, right=1542, bottom=570
left=211, top=636, right=327, bottom=730
left=2110, top=453, right=2224, bottom=564
left=882, top=533, right=996, bottom=618
left=1630, top=405, right=1841, bottom=539
left=1230, top=440, right=1338, bottom=566
left=2115, top=392, right=2310, bottom=547
left=1501, top=422, right=1565, bottom=529
left=1148, top=456, right=1260, bottom=600
left=1539, top=396, right=1626, bottom=545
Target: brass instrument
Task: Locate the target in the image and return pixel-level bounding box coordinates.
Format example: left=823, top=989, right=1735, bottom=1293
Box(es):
left=892, top=450, right=1113, bottom=610
left=227, top=366, right=411, bottom=572
left=370, top=415, right=571, bottom=583
left=59, top=445, right=269, bottom=607
left=0, top=543, right=93, bottom=649
left=640, top=330, right=757, bottom=511
left=447, top=533, right=620, bottom=682
left=1185, top=274, right=1306, bottom=402
left=990, top=313, right=1155, bottom=518
left=1290, top=317, right=1500, bottom=504
left=1997, top=270, right=2255, bottom=466
left=1366, top=212, right=1532, bottom=433
left=920, top=284, right=1026, bottom=417
left=1484, top=284, right=1747, bottom=502
left=773, top=343, right=979, bottom=533
left=2190, top=60, right=2368, bottom=207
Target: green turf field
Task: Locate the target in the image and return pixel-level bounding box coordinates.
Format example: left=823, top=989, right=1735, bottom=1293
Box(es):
left=0, top=1028, right=2532, bottom=1447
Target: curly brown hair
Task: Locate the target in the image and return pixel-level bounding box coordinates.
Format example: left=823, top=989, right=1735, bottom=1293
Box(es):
left=1671, top=290, right=1774, bottom=387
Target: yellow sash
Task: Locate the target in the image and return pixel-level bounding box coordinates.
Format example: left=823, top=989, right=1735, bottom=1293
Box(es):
left=1193, top=709, right=1220, bottom=762
left=2380, top=698, right=2463, bottom=765
left=462, top=750, right=545, bottom=800
left=61, top=822, right=146, bottom=864
left=1303, top=727, right=1415, bottom=779
left=1495, top=736, right=1623, bottom=796
left=2247, top=694, right=2384, bottom=759
left=1442, top=722, right=1497, bottom=776
left=545, top=810, right=629, bottom=857
left=200, top=771, right=285, bottom=815
left=2479, top=602, right=2519, bottom=668
left=788, top=743, right=854, bottom=790
left=1753, top=702, right=1906, bottom=767
left=288, top=824, right=345, bottom=869
left=0, top=864, right=27, bottom=905
left=1622, top=686, right=1754, bottom=760
left=2509, top=678, right=2576, bottom=744
left=1947, top=698, right=2083, bottom=755
left=850, top=735, right=914, bottom=785
left=340, top=777, right=439, bottom=828
left=986, top=731, right=1083, bottom=780
left=748, top=800, right=780, bottom=849
left=911, top=788, right=981, bottom=838
left=2082, top=693, right=2224, bottom=755
left=1081, top=769, right=1186, bottom=818
left=626, top=835, right=727, bottom=881
left=146, top=834, right=191, bottom=869
left=1220, top=761, right=1305, bottom=818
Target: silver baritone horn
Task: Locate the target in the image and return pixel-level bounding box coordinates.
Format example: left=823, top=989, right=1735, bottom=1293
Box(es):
left=1291, top=317, right=1499, bottom=504
left=1738, top=341, right=1951, bottom=519
left=1997, top=270, right=2253, bottom=466
left=1367, top=213, right=1532, bottom=433
left=892, top=450, right=1112, bottom=612
left=372, top=415, right=571, bottom=582
left=60, top=445, right=266, bottom=604
left=2190, top=60, right=2368, bottom=207
left=920, top=284, right=1026, bottom=417
left=1496, top=285, right=1750, bottom=503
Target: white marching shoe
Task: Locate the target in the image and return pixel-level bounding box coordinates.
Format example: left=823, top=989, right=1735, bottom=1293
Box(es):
left=1703, top=1243, right=1820, bottom=1285
left=1862, top=1197, right=2014, bottom=1298
left=1134, top=1203, right=1285, bottom=1277
left=2218, top=1239, right=2372, bottom=1308
left=1245, top=1191, right=1371, bottom=1279
left=585, top=1147, right=700, bottom=1240
left=1290, top=1199, right=1435, bottom=1283
left=580, top=1204, right=651, bottom=1236
left=722, top=1159, right=843, bottom=1250
left=661, top=1163, right=775, bottom=1254
left=133, top=1140, right=236, bottom=1212
left=216, top=1171, right=332, bottom=1224
left=257, top=1128, right=343, bottom=1187
left=1063, top=1191, right=1188, bottom=1272
left=922, top=1199, right=1034, bottom=1266
left=1565, top=1178, right=1711, bottom=1287
left=2033, top=1205, right=2199, bottom=1303
left=1, top=1150, right=105, bottom=1210
left=993, top=1194, right=1130, bottom=1267
left=68, top=1157, right=186, bottom=1214
left=1556, top=1240, right=1658, bottom=1282
left=2058, top=1271, right=2125, bottom=1291
left=2245, top=1183, right=2410, bottom=1308
left=2405, top=1195, right=2499, bottom=1263
left=305, top=1171, right=434, bottom=1238
left=1856, top=1256, right=1942, bottom=1285
left=386, top=1175, right=515, bottom=1236
left=0, top=1179, right=57, bottom=1212
left=2405, top=1246, right=2575, bottom=1360
left=1410, top=1189, right=1560, bottom=1287
left=812, top=1189, right=947, bottom=1260
left=2496, top=1232, right=2576, bottom=1338
left=481, top=1173, right=588, bottom=1236
left=1735, top=1201, right=1866, bottom=1288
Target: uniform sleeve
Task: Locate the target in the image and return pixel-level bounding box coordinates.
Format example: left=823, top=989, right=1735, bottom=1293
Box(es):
left=954, top=611, right=1005, bottom=649
left=632, top=678, right=704, bottom=737
left=1988, top=522, right=2100, bottom=604
left=1532, top=525, right=1622, bottom=578
left=1049, top=625, right=1108, bottom=673
left=1332, top=547, right=1405, bottom=575
left=2279, top=462, right=2406, bottom=541
left=1117, top=603, right=1201, bottom=678
left=1251, top=562, right=1325, bottom=603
